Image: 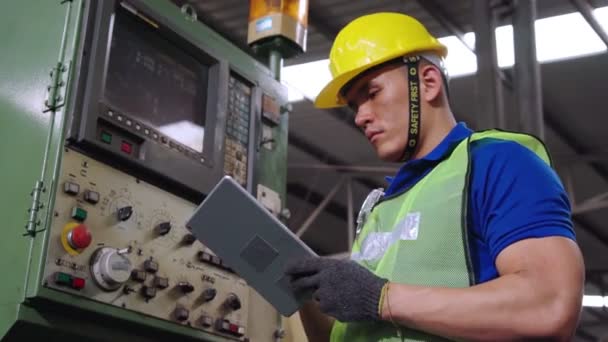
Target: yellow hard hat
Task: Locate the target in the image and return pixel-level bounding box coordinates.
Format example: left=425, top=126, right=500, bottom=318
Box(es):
left=314, top=12, right=448, bottom=109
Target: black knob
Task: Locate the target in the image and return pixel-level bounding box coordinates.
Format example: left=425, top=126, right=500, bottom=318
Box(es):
left=224, top=293, right=241, bottom=311
left=177, top=281, right=194, bottom=294
left=174, top=307, right=189, bottom=322
left=144, top=259, right=159, bottom=273
left=202, top=288, right=217, bottom=302
left=182, top=233, right=196, bottom=245
left=155, top=221, right=172, bottom=236
left=117, top=206, right=133, bottom=221
left=141, top=285, right=157, bottom=299
left=153, top=276, right=169, bottom=289
left=131, top=269, right=146, bottom=282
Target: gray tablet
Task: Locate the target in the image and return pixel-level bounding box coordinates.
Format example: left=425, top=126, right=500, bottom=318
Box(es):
left=186, top=176, right=317, bottom=316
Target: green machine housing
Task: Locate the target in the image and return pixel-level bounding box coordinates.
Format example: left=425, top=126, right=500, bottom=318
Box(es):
left=0, top=0, right=290, bottom=341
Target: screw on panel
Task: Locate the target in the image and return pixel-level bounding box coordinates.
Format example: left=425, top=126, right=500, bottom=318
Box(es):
left=274, top=329, right=286, bottom=339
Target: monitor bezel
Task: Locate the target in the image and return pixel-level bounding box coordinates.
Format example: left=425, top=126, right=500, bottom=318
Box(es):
left=69, top=0, right=233, bottom=196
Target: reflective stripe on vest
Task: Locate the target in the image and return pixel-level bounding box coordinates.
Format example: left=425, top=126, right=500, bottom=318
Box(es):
left=330, top=130, right=551, bottom=342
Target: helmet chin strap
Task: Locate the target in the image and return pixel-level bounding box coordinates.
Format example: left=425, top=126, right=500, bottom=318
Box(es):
left=399, top=56, right=421, bottom=162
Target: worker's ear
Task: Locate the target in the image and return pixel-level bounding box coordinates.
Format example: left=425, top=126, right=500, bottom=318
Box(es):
left=420, top=64, right=443, bottom=103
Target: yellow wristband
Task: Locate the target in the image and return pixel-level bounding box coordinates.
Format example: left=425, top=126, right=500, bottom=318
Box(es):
left=385, top=282, right=402, bottom=338
left=378, top=282, right=389, bottom=317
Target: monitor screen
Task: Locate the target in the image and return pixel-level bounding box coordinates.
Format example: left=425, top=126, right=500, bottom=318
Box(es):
left=104, top=6, right=207, bottom=152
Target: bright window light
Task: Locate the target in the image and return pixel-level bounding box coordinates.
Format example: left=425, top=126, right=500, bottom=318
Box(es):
left=596, top=6, right=608, bottom=31
left=535, top=11, right=607, bottom=62
left=283, top=6, right=608, bottom=102
left=437, top=36, right=477, bottom=77
left=282, top=59, right=331, bottom=102
left=582, top=295, right=608, bottom=307
left=283, top=81, right=305, bottom=102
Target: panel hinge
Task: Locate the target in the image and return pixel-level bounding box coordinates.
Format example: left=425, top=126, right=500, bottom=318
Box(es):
left=43, top=62, right=68, bottom=113
left=24, top=180, right=47, bottom=237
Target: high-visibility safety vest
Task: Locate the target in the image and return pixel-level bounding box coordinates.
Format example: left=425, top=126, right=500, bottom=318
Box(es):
left=330, top=130, right=551, bottom=342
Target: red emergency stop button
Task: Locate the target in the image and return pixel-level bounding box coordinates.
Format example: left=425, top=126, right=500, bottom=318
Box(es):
left=67, top=224, right=92, bottom=250
left=71, top=277, right=86, bottom=290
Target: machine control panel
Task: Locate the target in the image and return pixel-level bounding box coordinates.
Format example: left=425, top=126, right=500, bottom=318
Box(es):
left=224, top=75, right=252, bottom=187
left=44, top=149, right=251, bottom=340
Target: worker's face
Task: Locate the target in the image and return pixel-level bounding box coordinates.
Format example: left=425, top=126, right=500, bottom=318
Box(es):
left=345, top=64, right=411, bottom=162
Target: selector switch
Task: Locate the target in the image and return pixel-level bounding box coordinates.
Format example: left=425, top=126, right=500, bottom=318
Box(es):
left=64, top=182, right=80, bottom=196
left=144, top=259, right=159, bottom=273
left=84, top=190, right=100, bottom=204
left=174, top=307, right=189, bottom=322
left=153, top=276, right=169, bottom=289
left=117, top=206, right=133, bottom=221
left=202, top=288, right=217, bottom=302
left=177, top=281, right=194, bottom=294
left=155, top=222, right=172, bottom=236
left=182, top=233, right=196, bottom=245
left=141, top=285, right=157, bottom=299
left=224, top=293, right=242, bottom=311
left=131, top=269, right=147, bottom=282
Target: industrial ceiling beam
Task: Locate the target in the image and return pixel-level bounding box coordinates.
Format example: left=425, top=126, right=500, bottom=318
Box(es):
left=570, top=0, right=608, bottom=48
left=412, top=0, right=475, bottom=53
left=296, top=176, right=346, bottom=237
left=288, top=132, right=382, bottom=190
left=473, top=0, right=505, bottom=130
left=513, top=0, right=544, bottom=138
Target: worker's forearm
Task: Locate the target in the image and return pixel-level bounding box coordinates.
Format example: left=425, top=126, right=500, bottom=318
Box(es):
left=299, top=301, right=335, bottom=342
left=381, top=273, right=580, bottom=341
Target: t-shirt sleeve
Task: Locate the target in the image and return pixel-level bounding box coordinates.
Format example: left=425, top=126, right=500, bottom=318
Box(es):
left=470, top=139, right=576, bottom=263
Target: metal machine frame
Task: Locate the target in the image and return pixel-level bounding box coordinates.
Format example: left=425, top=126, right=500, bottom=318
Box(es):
left=0, top=0, right=289, bottom=341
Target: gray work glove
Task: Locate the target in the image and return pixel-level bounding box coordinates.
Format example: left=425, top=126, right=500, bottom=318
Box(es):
left=286, top=257, right=388, bottom=322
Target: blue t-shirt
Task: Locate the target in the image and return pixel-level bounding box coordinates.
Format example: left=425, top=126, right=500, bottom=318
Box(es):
left=384, top=122, right=575, bottom=284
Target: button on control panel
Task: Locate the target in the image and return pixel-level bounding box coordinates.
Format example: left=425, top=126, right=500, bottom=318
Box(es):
left=224, top=75, right=251, bottom=187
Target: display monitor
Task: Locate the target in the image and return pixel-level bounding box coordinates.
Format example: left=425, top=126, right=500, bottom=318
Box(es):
left=71, top=0, right=235, bottom=197
left=104, top=7, right=207, bottom=153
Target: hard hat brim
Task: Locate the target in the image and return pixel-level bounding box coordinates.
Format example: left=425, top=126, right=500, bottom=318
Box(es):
left=314, top=47, right=447, bottom=109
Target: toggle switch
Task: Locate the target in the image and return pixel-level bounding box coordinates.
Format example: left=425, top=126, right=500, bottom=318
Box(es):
left=117, top=206, right=133, bottom=221
left=223, top=293, right=241, bottom=311
left=182, top=233, right=196, bottom=245
left=177, top=281, right=194, bottom=294
left=201, top=288, right=217, bottom=302
left=155, top=222, right=172, bottom=236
